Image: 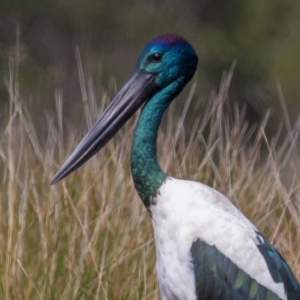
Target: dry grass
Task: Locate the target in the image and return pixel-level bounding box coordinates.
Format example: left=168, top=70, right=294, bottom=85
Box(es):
left=0, top=53, right=300, bottom=300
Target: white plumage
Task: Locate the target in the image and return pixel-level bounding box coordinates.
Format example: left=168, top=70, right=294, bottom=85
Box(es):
left=150, top=177, right=286, bottom=300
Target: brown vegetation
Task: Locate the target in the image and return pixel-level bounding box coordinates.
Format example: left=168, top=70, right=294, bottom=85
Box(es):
left=0, top=52, right=299, bottom=300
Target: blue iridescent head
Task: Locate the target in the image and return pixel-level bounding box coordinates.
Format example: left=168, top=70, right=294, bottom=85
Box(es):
left=137, top=33, right=198, bottom=88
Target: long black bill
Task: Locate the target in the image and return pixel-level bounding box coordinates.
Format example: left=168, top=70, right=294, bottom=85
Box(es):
left=50, top=72, right=158, bottom=185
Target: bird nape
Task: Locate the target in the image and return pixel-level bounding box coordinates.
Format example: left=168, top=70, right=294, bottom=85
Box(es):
left=51, top=33, right=300, bottom=300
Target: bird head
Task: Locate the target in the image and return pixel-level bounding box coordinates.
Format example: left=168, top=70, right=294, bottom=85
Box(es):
left=51, top=33, right=198, bottom=184
left=137, top=34, right=198, bottom=89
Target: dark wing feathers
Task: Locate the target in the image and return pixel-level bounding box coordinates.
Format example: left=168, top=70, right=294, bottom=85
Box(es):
left=191, top=238, right=283, bottom=300
left=256, top=232, right=300, bottom=300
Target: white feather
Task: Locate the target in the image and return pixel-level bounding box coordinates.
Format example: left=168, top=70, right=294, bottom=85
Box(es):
left=150, top=177, right=286, bottom=300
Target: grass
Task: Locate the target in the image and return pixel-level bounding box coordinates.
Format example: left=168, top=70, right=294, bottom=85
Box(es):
left=0, top=52, right=300, bottom=300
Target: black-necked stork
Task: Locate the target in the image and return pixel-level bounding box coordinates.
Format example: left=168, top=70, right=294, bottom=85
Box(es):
left=51, top=34, right=300, bottom=300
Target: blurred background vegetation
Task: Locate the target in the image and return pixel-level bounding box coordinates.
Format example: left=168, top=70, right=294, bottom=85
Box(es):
left=0, top=2, right=300, bottom=298
left=0, top=0, right=300, bottom=130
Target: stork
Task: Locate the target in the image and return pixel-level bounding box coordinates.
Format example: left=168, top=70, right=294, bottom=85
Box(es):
left=51, top=34, right=300, bottom=300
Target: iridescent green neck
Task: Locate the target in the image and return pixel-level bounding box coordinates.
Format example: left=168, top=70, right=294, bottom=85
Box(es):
left=131, top=80, right=183, bottom=206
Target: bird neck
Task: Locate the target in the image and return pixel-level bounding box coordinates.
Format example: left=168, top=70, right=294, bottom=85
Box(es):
left=131, top=79, right=184, bottom=207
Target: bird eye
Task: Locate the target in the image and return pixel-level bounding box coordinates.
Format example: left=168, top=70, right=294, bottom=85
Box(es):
left=150, top=52, right=162, bottom=62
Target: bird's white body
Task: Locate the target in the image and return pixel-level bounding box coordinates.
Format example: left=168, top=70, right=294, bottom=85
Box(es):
left=150, top=177, right=286, bottom=300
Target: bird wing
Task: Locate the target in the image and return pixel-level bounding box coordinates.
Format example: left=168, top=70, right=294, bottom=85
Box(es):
left=256, top=232, right=300, bottom=300
left=191, top=235, right=300, bottom=300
